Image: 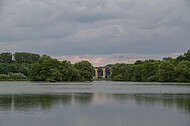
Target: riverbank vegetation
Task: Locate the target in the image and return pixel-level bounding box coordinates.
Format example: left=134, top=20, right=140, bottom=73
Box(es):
left=0, top=73, right=27, bottom=81
left=0, top=50, right=190, bottom=82
left=0, top=52, right=40, bottom=76
left=0, top=52, right=93, bottom=82
left=110, top=50, right=190, bottom=82
left=29, top=55, right=93, bottom=82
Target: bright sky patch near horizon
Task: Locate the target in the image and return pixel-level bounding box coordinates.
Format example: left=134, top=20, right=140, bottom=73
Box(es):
left=0, top=0, right=190, bottom=66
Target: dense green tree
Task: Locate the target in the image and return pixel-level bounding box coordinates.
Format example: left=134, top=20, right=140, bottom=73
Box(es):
left=29, top=57, right=61, bottom=81
left=41, top=54, right=51, bottom=60
left=60, top=60, right=80, bottom=81
left=100, top=50, right=190, bottom=82
left=111, top=63, right=129, bottom=81
left=184, top=50, right=190, bottom=61
left=0, top=63, right=31, bottom=75
left=157, top=61, right=176, bottom=82
left=0, top=63, right=16, bottom=74
left=131, top=65, right=143, bottom=82
left=0, top=73, right=27, bottom=80
left=163, top=57, right=173, bottom=61
left=134, top=60, right=143, bottom=65
left=111, top=60, right=160, bottom=82
left=8, top=73, right=27, bottom=80
left=14, top=52, right=40, bottom=64
left=16, top=64, right=31, bottom=76
left=147, top=74, right=159, bottom=82
left=176, top=55, right=185, bottom=62
left=113, top=74, right=123, bottom=81
left=69, top=67, right=81, bottom=81
left=74, top=61, right=94, bottom=81
left=29, top=57, right=83, bottom=82
left=1, top=50, right=190, bottom=82
left=49, top=68, right=63, bottom=81
left=0, top=52, right=13, bottom=63
left=175, top=61, right=190, bottom=82
left=124, top=65, right=134, bottom=81
left=141, top=60, right=160, bottom=82
left=104, top=64, right=114, bottom=67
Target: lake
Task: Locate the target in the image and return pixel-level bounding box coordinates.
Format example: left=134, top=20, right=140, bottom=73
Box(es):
left=0, top=81, right=190, bottom=126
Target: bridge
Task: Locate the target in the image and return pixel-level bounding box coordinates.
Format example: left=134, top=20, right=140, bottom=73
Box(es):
left=94, top=67, right=111, bottom=79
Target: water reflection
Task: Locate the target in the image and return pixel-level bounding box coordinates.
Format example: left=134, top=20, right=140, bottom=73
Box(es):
left=0, top=93, right=190, bottom=115
left=111, top=94, right=190, bottom=115
left=0, top=94, right=93, bottom=112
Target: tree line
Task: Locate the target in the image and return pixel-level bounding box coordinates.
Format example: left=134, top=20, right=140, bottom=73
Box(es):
left=0, top=52, right=94, bottom=82
left=0, top=52, right=40, bottom=79
left=1, top=50, right=190, bottom=82
left=29, top=55, right=93, bottom=82
left=110, top=50, right=190, bottom=82
left=0, top=52, right=40, bottom=64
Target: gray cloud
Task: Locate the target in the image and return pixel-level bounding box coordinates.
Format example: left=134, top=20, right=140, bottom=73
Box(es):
left=0, top=0, right=190, bottom=56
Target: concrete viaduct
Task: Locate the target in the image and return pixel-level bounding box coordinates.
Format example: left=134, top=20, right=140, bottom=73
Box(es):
left=94, top=67, right=111, bottom=79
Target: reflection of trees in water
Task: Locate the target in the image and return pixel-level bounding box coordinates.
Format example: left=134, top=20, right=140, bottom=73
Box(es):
left=0, top=95, right=63, bottom=111
left=0, top=95, right=12, bottom=111
left=1, top=93, right=189, bottom=115
left=136, top=94, right=190, bottom=115
left=0, top=93, right=93, bottom=111
left=112, top=94, right=190, bottom=115
left=73, top=93, right=93, bottom=105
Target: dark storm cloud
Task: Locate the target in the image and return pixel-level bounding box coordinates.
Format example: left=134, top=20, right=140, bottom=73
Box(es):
left=0, top=0, right=190, bottom=56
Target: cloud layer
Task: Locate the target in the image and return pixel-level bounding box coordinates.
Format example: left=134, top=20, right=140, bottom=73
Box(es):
left=54, top=52, right=183, bottom=66
left=0, top=0, right=190, bottom=65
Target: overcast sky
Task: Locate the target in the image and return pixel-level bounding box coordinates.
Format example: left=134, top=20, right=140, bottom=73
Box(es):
left=0, top=0, right=190, bottom=66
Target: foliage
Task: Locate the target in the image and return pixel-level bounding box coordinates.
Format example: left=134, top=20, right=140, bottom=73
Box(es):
left=0, top=74, right=10, bottom=80
left=0, top=52, right=39, bottom=78
left=74, top=61, right=94, bottom=81
left=0, top=52, right=13, bottom=63
left=113, top=74, right=123, bottom=81
left=8, top=73, right=27, bottom=80
left=176, top=55, right=185, bottom=62
left=29, top=57, right=93, bottom=82
left=0, top=73, right=27, bottom=80
left=1, top=50, right=190, bottom=82
left=0, top=63, right=16, bottom=74
left=184, top=50, right=190, bottom=61
left=163, top=57, right=173, bottom=61
left=110, top=63, right=129, bottom=81
left=29, top=57, right=61, bottom=81
left=14, top=52, right=40, bottom=64
left=0, top=63, right=31, bottom=76
left=134, top=60, right=143, bottom=65
left=141, top=60, right=160, bottom=82
left=175, top=61, right=190, bottom=82
left=104, top=64, right=114, bottom=67
left=110, top=50, right=190, bottom=82
left=0, top=51, right=94, bottom=82
left=131, top=65, right=143, bottom=82
left=156, top=61, right=175, bottom=82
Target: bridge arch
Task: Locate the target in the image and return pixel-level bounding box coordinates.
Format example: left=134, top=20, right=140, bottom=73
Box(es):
left=94, top=67, right=111, bottom=79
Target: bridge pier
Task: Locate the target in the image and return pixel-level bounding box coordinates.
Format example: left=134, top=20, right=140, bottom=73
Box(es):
left=94, top=67, right=111, bottom=79
left=102, top=68, right=106, bottom=79
left=95, top=69, right=98, bottom=79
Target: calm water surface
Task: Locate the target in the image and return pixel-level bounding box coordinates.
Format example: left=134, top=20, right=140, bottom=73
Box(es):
left=0, top=81, right=190, bottom=126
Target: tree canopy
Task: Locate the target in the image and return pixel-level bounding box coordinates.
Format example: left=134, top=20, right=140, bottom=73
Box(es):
left=111, top=50, right=190, bottom=82
left=74, top=61, right=94, bottom=81
left=14, top=52, right=40, bottom=64
left=0, top=50, right=190, bottom=82
left=0, top=52, right=13, bottom=63
left=29, top=57, right=94, bottom=82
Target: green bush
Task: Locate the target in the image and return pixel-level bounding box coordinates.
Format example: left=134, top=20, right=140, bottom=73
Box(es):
left=0, top=74, right=10, bottom=80
left=0, top=73, right=27, bottom=80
